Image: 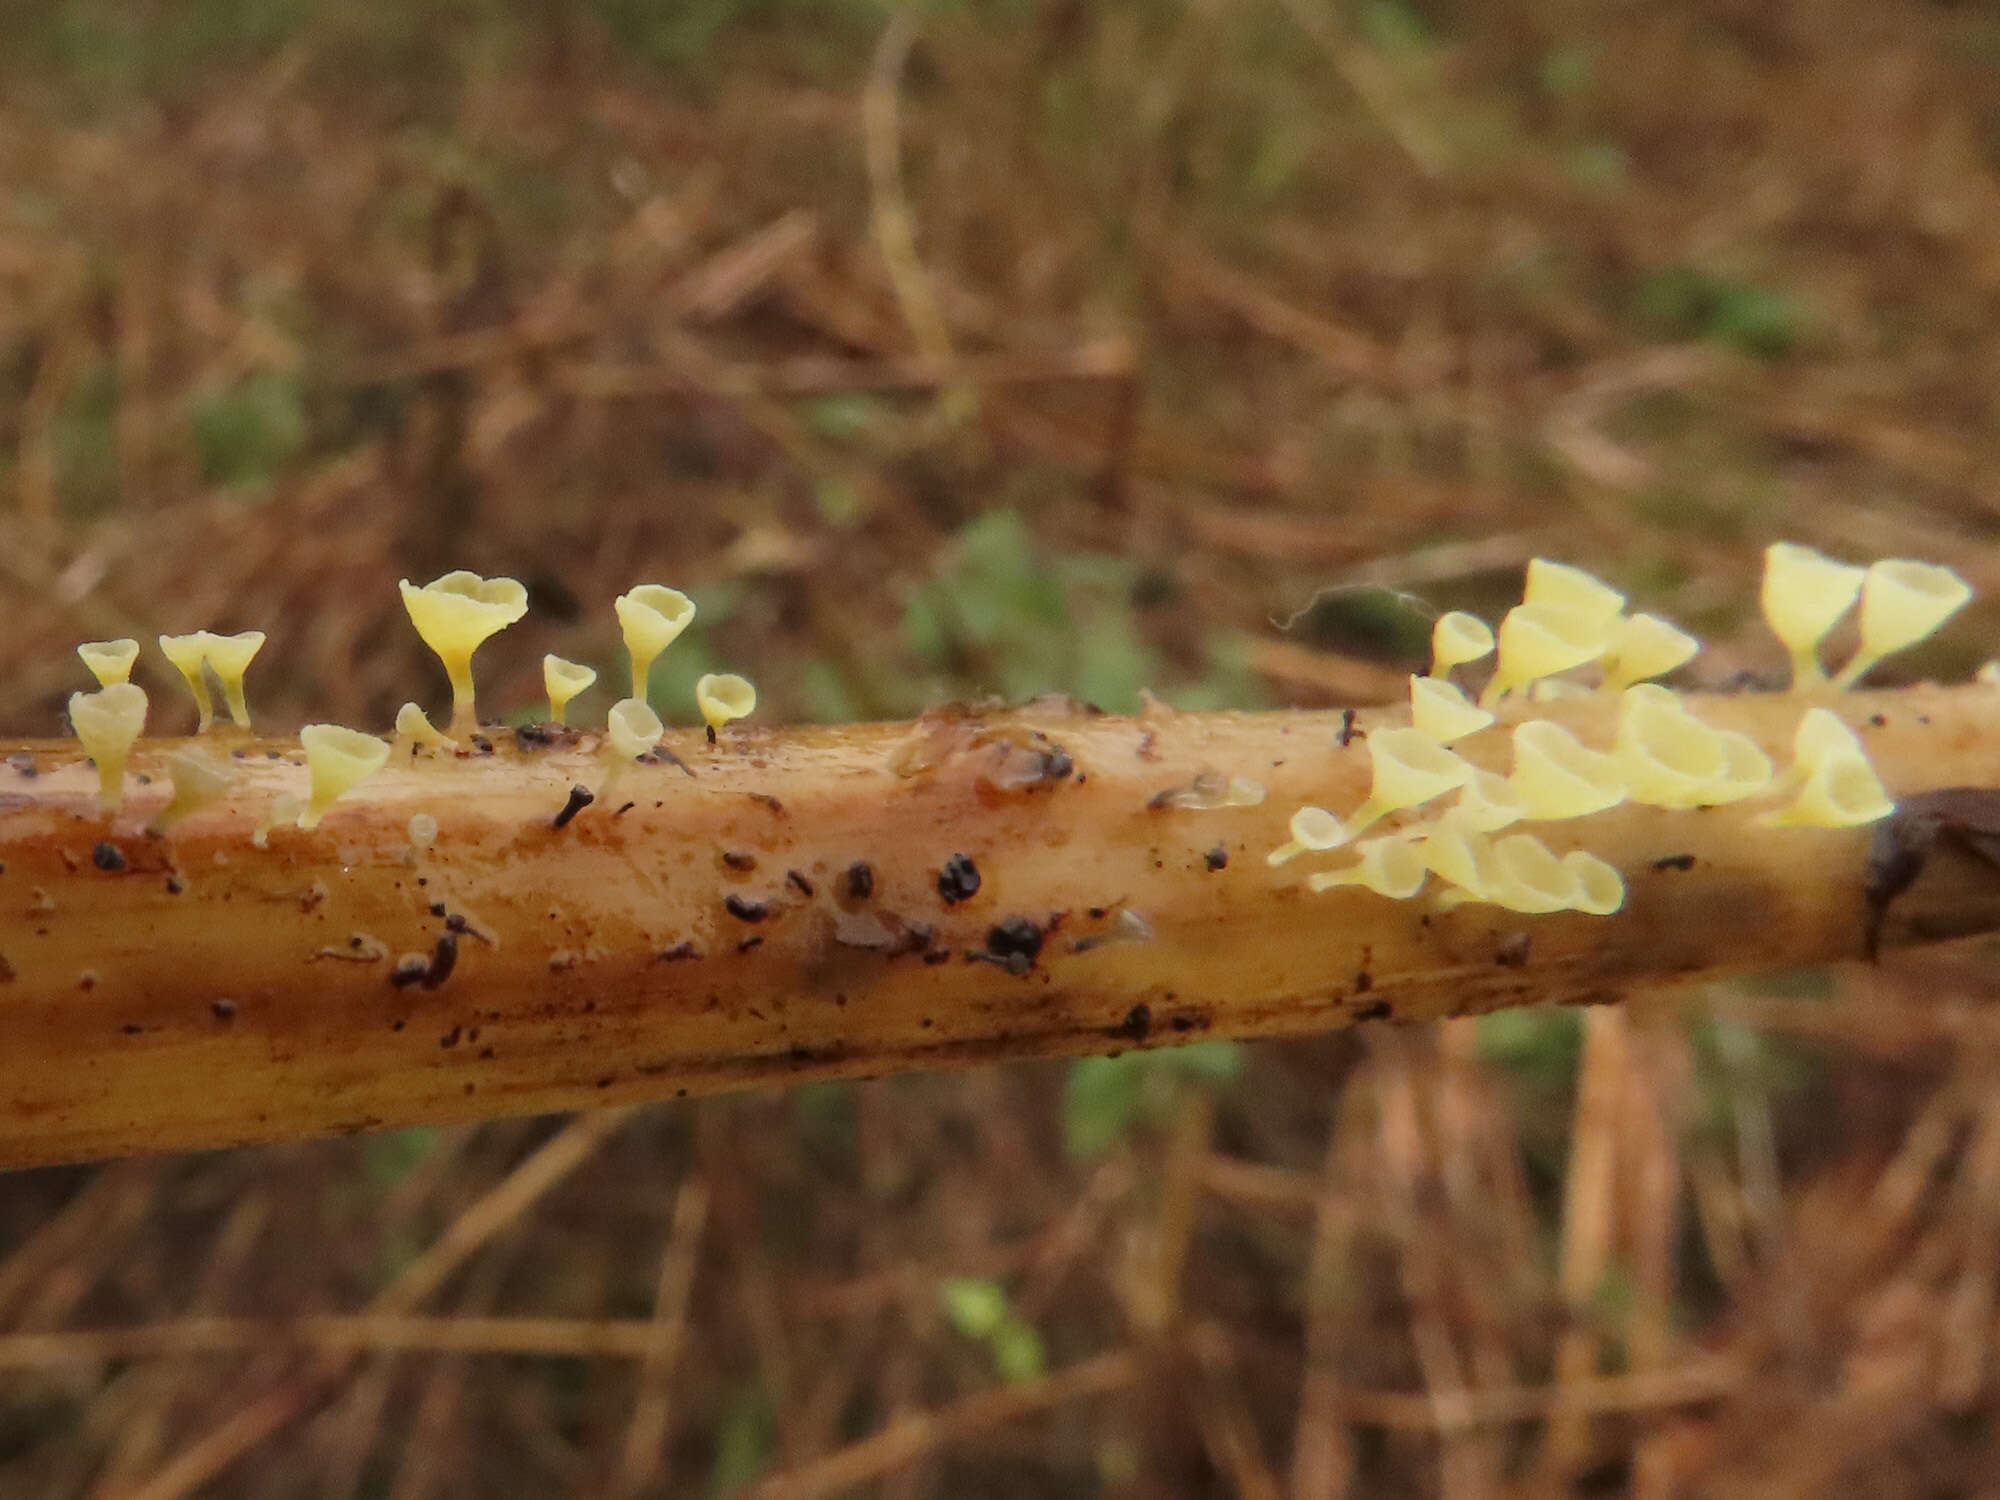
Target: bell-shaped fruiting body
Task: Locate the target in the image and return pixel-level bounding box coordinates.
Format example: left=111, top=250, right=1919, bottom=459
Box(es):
left=1523, top=558, right=1626, bottom=624
left=398, top=571, right=530, bottom=732
left=543, top=656, right=597, bottom=727
left=1409, top=675, right=1494, bottom=745
left=394, top=701, right=458, bottom=753
left=1507, top=719, right=1625, bottom=821
left=614, top=585, right=696, bottom=702
left=158, top=632, right=214, bottom=731
left=407, top=813, right=439, bottom=852
left=1480, top=603, right=1611, bottom=706
left=607, top=697, right=664, bottom=761
left=600, top=696, right=665, bottom=802
left=146, top=748, right=234, bottom=836
left=69, top=682, right=148, bottom=815
left=1760, top=542, right=1865, bottom=689
left=1600, top=612, right=1699, bottom=692
left=1428, top=611, right=1494, bottom=680
left=1759, top=748, right=1895, bottom=829
left=1454, top=769, right=1527, bottom=832
left=1614, top=685, right=1772, bottom=808
left=1306, top=834, right=1428, bottom=899
left=77, top=638, right=139, bottom=687
left=1267, top=806, right=1345, bottom=867
left=1439, top=832, right=1626, bottom=916
left=296, top=725, right=391, bottom=831
left=695, top=672, right=757, bottom=734
left=201, top=630, right=265, bottom=729
left=1418, top=807, right=1503, bottom=899
left=1832, top=558, right=1973, bottom=689
left=1337, top=727, right=1475, bottom=844
left=253, top=793, right=302, bottom=849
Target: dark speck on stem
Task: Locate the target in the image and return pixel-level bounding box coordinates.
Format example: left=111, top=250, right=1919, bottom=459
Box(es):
left=91, top=842, right=127, bottom=872
left=937, top=853, right=980, bottom=905
left=552, top=784, right=594, bottom=829
left=725, top=893, right=769, bottom=923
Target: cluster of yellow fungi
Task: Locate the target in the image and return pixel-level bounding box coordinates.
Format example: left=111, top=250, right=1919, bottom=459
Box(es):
left=63, top=570, right=759, bottom=832
left=1274, top=543, right=1969, bottom=916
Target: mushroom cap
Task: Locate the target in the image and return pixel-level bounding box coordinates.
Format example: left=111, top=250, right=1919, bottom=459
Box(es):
left=1430, top=611, right=1495, bottom=675
left=1524, top=559, right=1626, bottom=624
left=69, top=682, right=148, bottom=760
left=1760, top=542, right=1865, bottom=654
left=1855, top=558, right=1972, bottom=662
left=1509, top=719, right=1625, bottom=820
left=200, top=629, right=266, bottom=677
left=695, top=672, right=757, bottom=729
left=398, top=572, right=529, bottom=658
left=1410, top=675, right=1495, bottom=745
left=615, top=585, right=697, bottom=660
left=607, top=697, right=665, bottom=760
left=77, top=638, right=139, bottom=687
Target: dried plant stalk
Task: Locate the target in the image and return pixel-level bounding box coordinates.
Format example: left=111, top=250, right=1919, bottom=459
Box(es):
left=3, top=688, right=1998, bottom=1167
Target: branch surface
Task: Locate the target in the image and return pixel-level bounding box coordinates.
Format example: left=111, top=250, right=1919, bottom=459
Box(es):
left=4, top=688, right=1999, bottom=1166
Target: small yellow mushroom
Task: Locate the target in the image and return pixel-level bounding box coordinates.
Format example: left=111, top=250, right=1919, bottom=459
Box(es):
left=69, top=682, right=148, bottom=815
left=1306, top=834, right=1428, bottom=899
left=1454, top=769, right=1527, bottom=832
left=197, top=630, right=265, bottom=729
left=1831, top=558, right=1973, bottom=689
left=1600, top=612, right=1699, bottom=692
left=1409, top=675, right=1494, bottom=745
left=614, top=585, right=696, bottom=701
left=1417, top=807, right=1503, bottom=898
left=1523, top=558, right=1626, bottom=624
left=1614, top=686, right=1771, bottom=808
left=398, top=571, right=530, bottom=732
left=77, top=639, right=139, bottom=687
left=394, top=701, right=459, bottom=753
left=1760, top=542, right=1865, bottom=689
left=600, top=696, right=665, bottom=802
left=158, top=632, right=214, bottom=732
left=543, top=655, right=597, bottom=727
left=407, top=813, right=440, bottom=853
left=1428, top=611, right=1495, bottom=679
left=1267, top=806, right=1345, bottom=867
left=1336, top=727, right=1475, bottom=844
left=1480, top=604, right=1611, bottom=707
left=1452, top=834, right=1626, bottom=917
left=1758, top=748, right=1894, bottom=829
left=253, top=793, right=302, bottom=849
left=695, top=672, right=757, bottom=740
left=297, top=725, right=392, bottom=831
left=1507, top=719, right=1625, bottom=820
left=145, top=748, right=234, bottom=836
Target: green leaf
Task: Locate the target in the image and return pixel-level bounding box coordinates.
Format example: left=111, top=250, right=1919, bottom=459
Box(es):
left=1063, top=1054, right=1146, bottom=1159
left=938, top=1276, right=1010, bottom=1339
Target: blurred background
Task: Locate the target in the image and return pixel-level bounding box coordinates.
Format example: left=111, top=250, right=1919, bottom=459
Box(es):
left=5, top=0, right=2000, bottom=1494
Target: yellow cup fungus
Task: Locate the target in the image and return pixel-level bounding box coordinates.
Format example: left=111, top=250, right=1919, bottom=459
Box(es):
left=1758, top=707, right=1894, bottom=828
left=77, top=639, right=139, bottom=687
left=1267, top=806, right=1345, bottom=867
left=1409, top=675, right=1494, bottom=745
left=1428, top=611, right=1494, bottom=679
left=1431, top=826, right=1625, bottom=916
left=1454, top=769, right=1527, bottom=832
left=394, top=701, right=458, bottom=753
left=1481, top=603, right=1611, bottom=706
left=407, top=813, right=440, bottom=852
left=1507, top=720, right=1625, bottom=821
left=1613, top=685, right=1772, bottom=808
left=146, top=748, right=233, bottom=836
left=614, top=585, right=696, bottom=702
left=1337, top=726, right=1475, bottom=844
left=1418, top=807, right=1503, bottom=897
left=1760, top=542, right=1866, bottom=689
left=156, top=630, right=267, bottom=730
left=1306, top=834, right=1428, bottom=899
left=1831, top=558, right=1973, bottom=689
left=601, top=696, right=665, bottom=802
left=1523, top=558, right=1625, bottom=624
left=1600, top=612, right=1699, bottom=692
left=543, top=656, right=597, bottom=727
left=296, top=725, right=392, bottom=831
left=202, top=631, right=266, bottom=729
left=695, top=672, right=757, bottom=738
left=158, top=632, right=215, bottom=731
left=398, top=571, right=530, bottom=732
left=69, top=682, right=148, bottom=815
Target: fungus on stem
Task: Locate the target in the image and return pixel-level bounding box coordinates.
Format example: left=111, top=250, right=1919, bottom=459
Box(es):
left=544, top=656, right=597, bottom=728
left=67, top=682, right=147, bottom=814
left=614, top=585, right=696, bottom=702
left=398, top=571, right=529, bottom=733
left=77, top=639, right=139, bottom=688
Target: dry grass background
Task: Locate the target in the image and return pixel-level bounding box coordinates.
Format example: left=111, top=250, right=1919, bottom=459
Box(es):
left=7, top=0, right=2000, bottom=1494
